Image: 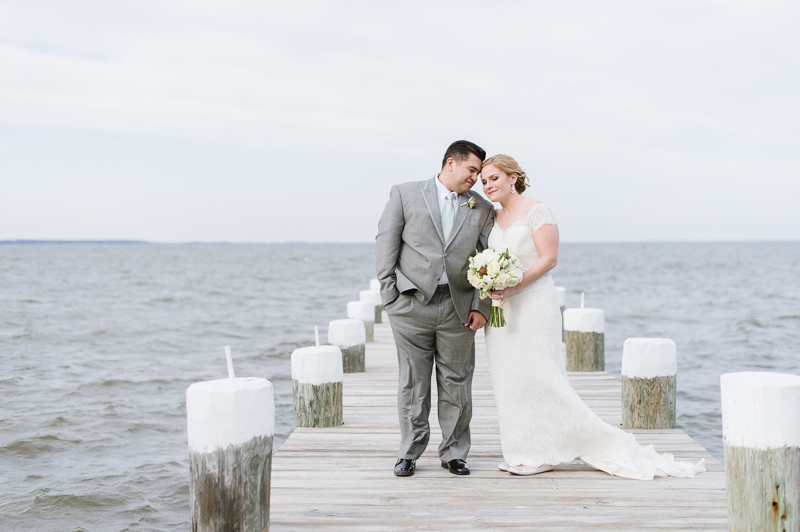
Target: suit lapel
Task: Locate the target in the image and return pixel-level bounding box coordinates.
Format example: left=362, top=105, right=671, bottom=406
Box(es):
left=421, top=177, right=445, bottom=245
left=446, top=191, right=472, bottom=249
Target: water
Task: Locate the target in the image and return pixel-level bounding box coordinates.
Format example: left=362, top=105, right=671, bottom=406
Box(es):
left=1, top=242, right=798, bottom=531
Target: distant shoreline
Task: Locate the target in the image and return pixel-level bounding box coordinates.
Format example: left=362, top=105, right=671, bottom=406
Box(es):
left=1, top=239, right=798, bottom=246
left=0, top=240, right=361, bottom=245
left=0, top=240, right=150, bottom=245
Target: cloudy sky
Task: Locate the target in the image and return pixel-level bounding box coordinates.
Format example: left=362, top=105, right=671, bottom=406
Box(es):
left=1, top=1, right=798, bottom=242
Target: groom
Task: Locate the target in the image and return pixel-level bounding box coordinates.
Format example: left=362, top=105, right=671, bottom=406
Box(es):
left=375, top=140, right=494, bottom=477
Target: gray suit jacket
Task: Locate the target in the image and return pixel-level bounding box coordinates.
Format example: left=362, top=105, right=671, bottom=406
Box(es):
left=375, top=177, right=495, bottom=324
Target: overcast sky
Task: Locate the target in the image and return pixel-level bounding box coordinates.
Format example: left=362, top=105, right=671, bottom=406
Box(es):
left=1, top=0, right=798, bottom=243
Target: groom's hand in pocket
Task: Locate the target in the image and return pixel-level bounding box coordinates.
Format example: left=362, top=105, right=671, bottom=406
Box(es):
left=465, top=311, right=486, bottom=331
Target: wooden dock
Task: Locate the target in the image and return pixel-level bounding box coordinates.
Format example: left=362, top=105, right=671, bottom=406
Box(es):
left=270, top=320, right=728, bottom=531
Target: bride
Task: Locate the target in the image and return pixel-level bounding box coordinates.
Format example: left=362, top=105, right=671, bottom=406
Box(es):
left=480, top=154, right=705, bottom=479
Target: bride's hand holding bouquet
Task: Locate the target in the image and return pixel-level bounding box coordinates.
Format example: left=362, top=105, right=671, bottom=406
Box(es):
left=489, top=284, right=521, bottom=303
left=467, top=248, right=523, bottom=327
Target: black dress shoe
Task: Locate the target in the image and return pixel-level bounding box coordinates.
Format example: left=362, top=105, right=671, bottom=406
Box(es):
left=394, top=458, right=415, bottom=476
left=441, top=459, right=470, bottom=475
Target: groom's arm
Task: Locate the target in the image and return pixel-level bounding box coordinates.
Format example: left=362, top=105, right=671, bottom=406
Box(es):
left=470, top=206, right=495, bottom=319
left=375, top=185, right=404, bottom=306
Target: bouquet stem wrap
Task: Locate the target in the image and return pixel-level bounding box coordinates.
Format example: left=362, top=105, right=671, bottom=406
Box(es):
left=490, top=298, right=506, bottom=327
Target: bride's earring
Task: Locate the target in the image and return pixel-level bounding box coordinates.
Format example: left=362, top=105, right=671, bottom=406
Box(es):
left=510, top=183, right=516, bottom=194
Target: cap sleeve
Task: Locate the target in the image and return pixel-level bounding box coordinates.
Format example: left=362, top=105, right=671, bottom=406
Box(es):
left=524, top=203, right=557, bottom=231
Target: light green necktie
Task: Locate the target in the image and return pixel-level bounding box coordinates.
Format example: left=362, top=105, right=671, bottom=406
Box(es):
left=441, top=192, right=455, bottom=242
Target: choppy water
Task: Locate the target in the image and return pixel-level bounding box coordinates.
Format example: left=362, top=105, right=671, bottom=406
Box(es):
left=1, top=242, right=798, bottom=531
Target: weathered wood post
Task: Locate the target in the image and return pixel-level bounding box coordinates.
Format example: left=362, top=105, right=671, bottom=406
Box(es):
left=291, top=345, right=344, bottom=427
left=359, top=289, right=383, bottom=324
left=347, top=301, right=375, bottom=342
left=186, top=376, right=274, bottom=531
left=621, top=338, right=677, bottom=429
left=563, top=308, right=604, bottom=371
left=327, top=318, right=366, bottom=373
left=721, top=371, right=800, bottom=532
left=555, top=286, right=566, bottom=342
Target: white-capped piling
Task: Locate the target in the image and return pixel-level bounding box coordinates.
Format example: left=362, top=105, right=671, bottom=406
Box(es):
left=347, top=301, right=375, bottom=342
left=563, top=308, right=604, bottom=371
left=291, top=345, right=344, bottom=427
left=621, top=338, right=677, bottom=429
left=555, top=286, right=566, bottom=341
left=359, top=289, right=384, bottom=324
left=369, top=278, right=380, bottom=292
left=186, top=376, right=274, bottom=531
left=721, top=372, right=800, bottom=532
left=328, top=319, right=366, bottom=373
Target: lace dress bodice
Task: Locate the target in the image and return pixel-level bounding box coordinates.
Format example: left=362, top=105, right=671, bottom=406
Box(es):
left=488, top=203, right=557, bottom=288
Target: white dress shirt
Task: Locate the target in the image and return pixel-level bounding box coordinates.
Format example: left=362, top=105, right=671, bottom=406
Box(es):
left=435, top=175, right=460, bottom=285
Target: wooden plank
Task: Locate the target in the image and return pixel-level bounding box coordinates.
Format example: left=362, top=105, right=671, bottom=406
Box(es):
left=269, top=322, right=727, bottom=530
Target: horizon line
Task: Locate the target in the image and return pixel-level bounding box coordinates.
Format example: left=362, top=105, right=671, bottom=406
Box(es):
left=1, top=239, right=799, bottom=246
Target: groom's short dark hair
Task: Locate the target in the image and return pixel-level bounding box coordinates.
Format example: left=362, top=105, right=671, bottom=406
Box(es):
left=441, top=140, right=486, bottom=169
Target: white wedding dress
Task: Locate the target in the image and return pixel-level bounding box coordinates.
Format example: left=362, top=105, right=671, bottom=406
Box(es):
left=484, top=203, right=705, bottom=480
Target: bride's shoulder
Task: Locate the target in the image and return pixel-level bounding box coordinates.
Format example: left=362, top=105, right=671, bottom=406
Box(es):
left=524, top=198, right=544, bottom=209
left=521, top=198, right=545, bottom=217
left=523, top=199, right=557, bottom=229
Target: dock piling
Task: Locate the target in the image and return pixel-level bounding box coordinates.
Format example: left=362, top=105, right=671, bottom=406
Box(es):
left=563, top=307, right=605, bottom=371
left=359, top=289, right=384, bottom=324
left=186, top=376, right=274, bottom=532
left=327, top=318, right=366, bottom=373
left=347, top=301, right=375, bottom=342
left=291, top=345, right=344, bottom=427
left=721, top=371, right=800, bottom=532
left=621, top=338, right=677, bottom=429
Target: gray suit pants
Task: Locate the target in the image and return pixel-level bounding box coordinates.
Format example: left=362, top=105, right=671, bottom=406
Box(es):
left=387, top=285, right=476, bottom=462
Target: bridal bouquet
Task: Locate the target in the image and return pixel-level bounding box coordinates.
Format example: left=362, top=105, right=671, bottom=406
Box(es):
left=467, top=248, right=523, bottom=327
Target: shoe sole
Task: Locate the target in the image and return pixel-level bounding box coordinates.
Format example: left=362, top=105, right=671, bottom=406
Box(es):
left=394, top=470, right=414, bottom=477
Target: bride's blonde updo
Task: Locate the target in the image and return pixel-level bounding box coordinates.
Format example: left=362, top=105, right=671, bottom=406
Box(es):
left=482, top=154, right=529, bottom=194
